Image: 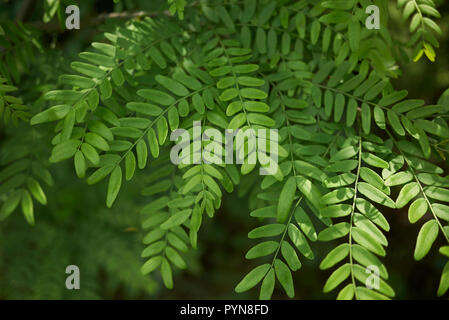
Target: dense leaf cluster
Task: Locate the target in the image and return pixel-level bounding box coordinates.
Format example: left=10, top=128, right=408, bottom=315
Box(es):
left=1, top=0, right=449, bottom=299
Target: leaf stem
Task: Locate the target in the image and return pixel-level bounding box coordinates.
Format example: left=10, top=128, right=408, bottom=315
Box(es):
left=387, top=130, right=449, bottom=245
left=348, top=132, right=363, bottom=300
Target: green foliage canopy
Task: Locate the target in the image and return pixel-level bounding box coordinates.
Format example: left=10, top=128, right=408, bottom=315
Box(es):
left=1, top=0, right=449, bottom=300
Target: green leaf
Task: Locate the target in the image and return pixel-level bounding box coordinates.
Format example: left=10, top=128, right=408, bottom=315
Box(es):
left=79, top=52, right=115, bottom=67
left=330, top=146, right=358, bottom=162
left=352, top=265, right=395, bottom=297
left=27, top=178, right=47, bottom=205
left=440, top=246, right=449, bottom=258
left=235, top=264, right=270, bottom=293
left=345, top=99, right=357, bottom=126
left=255, top=28, right=267, bottom=54
left=356, top=286, right=390, bottom=300
left=247, top=113, right=274, bottom=127
left=281, top=241, right=302, bottom=271
left=318, top=223, right=350, bottom=241
left=396, top=182, right=420, bottom=208
left=141, top=240, right=165, bottom=257
left=141, top=256, right=163, bottom=275
left=147, top=128, right=160, bottom=158
left=81, top=143, right=100, bottom=166
left=125, top=152, right=136, bottom=181
left=219, top=88, right=239, bottom=101
left=259, top=268, right=275, bottom=300
left=337, top=284, right=354, bottom=300
left=240, top=88, right=268, bottom=99
left=127, top=102, right=163, bottom=116
left=277, top=176, right=297, bottom=223
left=408, top=198, right=428, bottom=224
left=148, top=47, right=167, bottom=69
left=228, top=113, right=247, bottom=129
left=245, top=241, right=278, bottom=259
left=424, top=187, right=449, bottom=202
left=358, top=183, right=396, bottom=208
left=361, top=103, right=371, bottom=134
left=217, top=6, right=235, bottom=30
left=355, top=198, right=390, bottom=231
left=238, top=76, right=265, bottom=87
left=379, top=90, right=408, bottom=107
left=248, top=224, right=285, bottom=239
left=310, top=20, right=321, bottom=45
left=387, top=110, right=405, bottom=136
left=324, top=173, right=356, bottom=188
left=352, top=227, right=386, bottom=256
left=414, top=220, right=439, bottom=261
left=320, top=244, right=349, bottom=270
left=437, top=261, right=449, bottom=297
left=392, top=99, right=424, bottom=113
left=294, top=207, right=317, bottom=241
left=360, top=167, right=389, bottom=194
left=385, top=171, right=413, bottom=186
left=324, top=89, right=333, bottom=118
left=274, top=259, right=294, bottom=298
left=192, top=93, right=205, bottom=114
left=156, top=117, right=168, bottom=145
left=233, top=64, right=259, bottom=74
left=88, top=121, right=113, bottom=141
left=85, top=132, right=109, bottom=151
left=137, top=89, right=175, bottom=106
left=288, top=224, right=313, bottom=259
left=44, top=90, right=83, bottom=102
left=165, top=247, right=186, bottom=270
left=111, top=69, right=124, bottom=86
left=323, top=263, right=350, bottom=293
left=226, top=101, right=243, bottom=117
left=361, top=152, right=389, bottom=169
left=168, top=197, right=195, bottom=209
left=182, top=175, right=202, bottom=194
left=161, top=258, right=173, bottom=289
left=418, top=173, right=449, bottom=187
left=296, top=176, right=323, bottom=212
left=87, top=165, right=114, bottom=185
left=0, top=191, right=22, bottom=221
left=30, top=105, right=71, bottom=125
left=142, top=180, right=171, bottom=196
left=354, top=213, right=388, bottom=246
left=433, top=204, right=449, bottom=221
left=106, top=166, right=122, bottom=208
left=352, top=244, right=389, bottom=279
left=155, top=75, right=189, bottom=96
left=325, top=160, right=358, bottom=173
left=320, top=204, right=352, bottom=218
left=136, top=140, right=148, bottom=169
left=50, top=140, right=81, bottom=163
left=21, top=190, right=34, bottom=225
left=250, top=206, right=276, bottom=218
left=321, top=189, right=355, bottom=205
left=168, top=108, right=179, bottom=130
left=374, top=106, right=386, bottom=129
left=161, top=209, right=192, bottom=230
left=348, top=21, right=360, bottom=51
